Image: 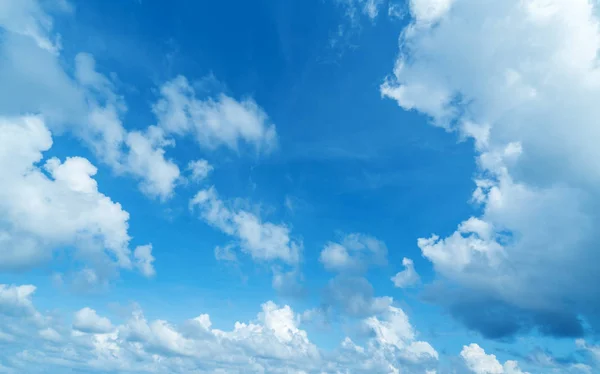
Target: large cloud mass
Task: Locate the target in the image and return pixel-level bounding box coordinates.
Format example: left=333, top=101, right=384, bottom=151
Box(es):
left=383, top=0, right=600, bottom=338
left=0, top=282, right=440, bottom=374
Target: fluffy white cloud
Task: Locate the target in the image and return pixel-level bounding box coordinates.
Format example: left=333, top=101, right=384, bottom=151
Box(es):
left=0, top=115, right=151, bottom=279
left=320, top=233, right=387, bottom=272
left=408, top=0, right=454, bottom=25
left=0, top=285, right=38, bottom=318
left=391, top=258, right=420, bottom=288
left=191, top=187, right=301, bottom=265
left=324, top=305, right=438, bottom=373
left=461, top=344, right=528, bottom=374
left=73, top=307, right=114, bottom=334
left=187, top=159, right=213, bottom=182
left=0, top=2, right=181, bottom=200
left=133, top=244, right=156, bottom=278
left=153, top=75, right=277, bottom=154
left=75, top=54, right=181, bottom=201
left=0, top=282, right=442, bottom=374
left=383, top=0, right=600, bottom=337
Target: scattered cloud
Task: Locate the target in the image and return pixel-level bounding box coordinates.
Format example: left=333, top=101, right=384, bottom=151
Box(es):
left=0, top=282, right=442, bottom=373
left=319, top=233, right=388, bottom=273
left=187, top=159, right=213, bottom=183
left=191, top=186, right=301, bottom=265
left=0, top=116, right=150, bottom=280
left=391, top=257, right=420, bottom=288
left=461, top=343, right=528, bottom=374
left=153, top=75, right=278, bottom=154
left=0, top=3, right=181, bottom=200
left=72, top=307, right=114, bottom=334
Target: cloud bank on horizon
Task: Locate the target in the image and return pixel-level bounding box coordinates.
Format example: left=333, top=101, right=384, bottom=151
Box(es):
left=0, top=0, right=599, bottom=373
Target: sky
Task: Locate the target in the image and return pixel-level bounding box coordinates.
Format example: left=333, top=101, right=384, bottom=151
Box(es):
left=0, top=0, right=599, bottom=373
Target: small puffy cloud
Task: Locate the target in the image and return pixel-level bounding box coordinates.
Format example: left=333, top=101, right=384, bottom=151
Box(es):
left=124, top=126, right=180, bottom=200
left=461, top=343, right=528, bottom=374
left=153, top=75, right=277, bottom=154
left=320, top=233, right=387, bottom=273
left=39, top=327, right=61, bottom=342
left=214, top=244, right=238, bottom=262
left=191, top=186, right=301, bottom=265
left=133, top=244, right=156, bottom=278
left=73, top=308, right=114, bottom=334
left=324, top=276, right=392, bottom=317
left=187, top=159, right=213, bottom=182
left=391, top=257, right=420, bottom=288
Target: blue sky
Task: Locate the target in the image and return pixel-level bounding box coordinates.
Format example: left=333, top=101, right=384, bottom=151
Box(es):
left=1, top=0, right=600, bottom=373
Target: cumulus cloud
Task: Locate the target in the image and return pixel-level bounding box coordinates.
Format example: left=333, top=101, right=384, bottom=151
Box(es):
left=461, top=343, right=528, bottom=374
left=187, top=159, right=213, bottom=182
left=324, top=304, right=438, bottom=373
left=319, top=233, right=388, bottom=273
left=391, top=257, right=420, bottom=288
left=153, top=75, right=278, bottom=154
left=73, top=308, right=114, bottom=334
left=383, top=0, right=600, bottom=338
left=133, top=245, right=156, bottom=278
left=0, top=115, right=150, bottom=279
left=0, top=2, right=181, bottom=200
left=324, top=276, right=392, bottom=317
left=190, top=186, right=301, bottom=265
left=0, top=282, right=441, bottom=374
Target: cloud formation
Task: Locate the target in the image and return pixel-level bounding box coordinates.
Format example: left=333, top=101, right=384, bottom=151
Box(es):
left=0, top=116, right=153, bottom=279
left=153, top=76, right=278, bottom=154
left=383, top=0, right=600, bottom=338
left=191, top=187, right=301, bottom=265
left=0, top=282, right=439, bottom=374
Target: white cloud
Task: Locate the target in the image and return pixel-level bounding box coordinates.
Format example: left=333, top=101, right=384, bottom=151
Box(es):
left=409, top=0, right=455, bottom=25
left=73, top=307, right=114, bottom=334
left=0, top=4, right=181, bottom=200
left=153, top=75, right=278, bottom=154
left=320, top=233, right=387, bottom=272
left=577, top=339, right=600, bottom=363
left=0, top=284, right=38, bottom=317
left=191, top=186, right=301, bottom=265
left=383, top=0, right=600, bottom=337
left=391, top=257, right=420, bottom=288
left=187, top=159, right=213, bottom=182
left=461, top=343, right=528, bottom=374
left=326, top=305, right=438, bottom=373
left=214, top=243, right=238, bottom=262
left=124, top=126, right=180, bottom=200
left=133, top=245, right=156, bottom=278
left=0, top=0, right=59, bottom=52
left=363, top=0, right=384, bottom=20
left=0, top=282, right=442, bottom=374
left=0, top=115, right=148, bottom=279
